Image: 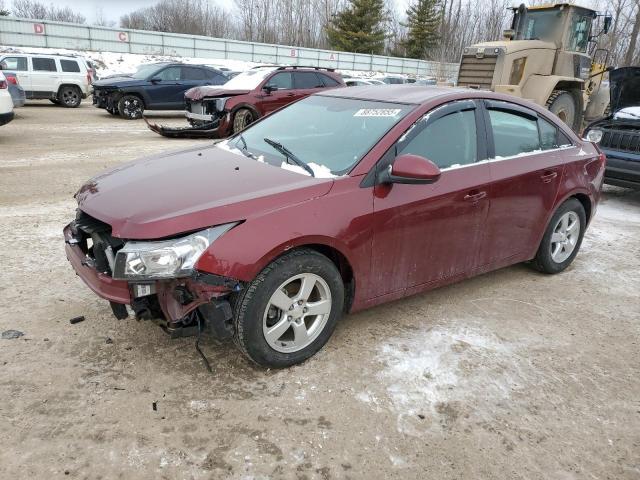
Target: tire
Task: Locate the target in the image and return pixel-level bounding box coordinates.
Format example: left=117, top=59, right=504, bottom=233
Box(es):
left=232, top=108, right=255, bottom=134
left=106, top=106, right=118, bottom=116
left=117, top=95, right=144, bottom=120
left=531, top=198, right=586, bottom=274
left=233, top=248, right=345, bottom=368
left=546, top=90, right=582, bottom=131
left=58, top=85, right=82, bottom=108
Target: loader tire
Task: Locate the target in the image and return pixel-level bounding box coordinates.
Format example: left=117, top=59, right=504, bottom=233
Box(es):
left=546, top=90, right=582, bottom=131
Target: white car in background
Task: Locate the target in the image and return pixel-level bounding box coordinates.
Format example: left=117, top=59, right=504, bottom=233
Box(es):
left=0, top=53, right=92, bottom=107
left=0, top=72, right=15, bottom=126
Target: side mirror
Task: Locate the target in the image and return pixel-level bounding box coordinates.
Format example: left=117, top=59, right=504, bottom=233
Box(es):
left=150, top=77, right=161, bottom=84
left=378, top=154, right=441, bottom=185
left=603, top=15, right=612, bottom=35
left=263, top=84, right=276, bottom=94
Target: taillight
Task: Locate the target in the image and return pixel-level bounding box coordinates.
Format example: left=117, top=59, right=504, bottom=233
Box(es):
left=6, top=76, right=18, bottom=85
left=87, top=72, right=92, bottom=85
left=0, top=80, right=7, bottom=89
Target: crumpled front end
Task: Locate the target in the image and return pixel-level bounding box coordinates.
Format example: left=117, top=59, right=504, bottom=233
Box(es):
left=63, top=209, right=241, bottom=339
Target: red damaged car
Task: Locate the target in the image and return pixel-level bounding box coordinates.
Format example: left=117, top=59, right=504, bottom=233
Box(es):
left=146, top=65, right=345, bottom=138
left=64, top=86, right=605, bottom=368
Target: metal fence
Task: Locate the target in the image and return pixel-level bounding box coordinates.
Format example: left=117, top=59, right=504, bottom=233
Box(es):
left=0, top=16, right=459, bottom=79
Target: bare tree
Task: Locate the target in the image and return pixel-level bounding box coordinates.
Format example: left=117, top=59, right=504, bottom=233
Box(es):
left=12, top=0, right=86, bottom=23
left=93, top=6, right=116, bottom=28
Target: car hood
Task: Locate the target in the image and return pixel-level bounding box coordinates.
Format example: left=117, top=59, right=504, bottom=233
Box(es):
left=609, top=67, right=640, bottom=114
left=93, top=76, right=147, bottom=88
left=185, top=86, right=250, bottom=101
left=75, top=145, right=332, bottom=240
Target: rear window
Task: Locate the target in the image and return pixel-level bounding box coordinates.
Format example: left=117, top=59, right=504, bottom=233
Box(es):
left=1, top=56, right=27, bottom=71
left=32, top=57, right=57, bottom=72
left=294, top=72, right=324, bottom=89
left=489, top=109, right=540, bottom=157
left=320, top=74, right=340, bottom=87
left=182, top=67, right=206, bottom=80
left=60, top=59, right=80, bottom=73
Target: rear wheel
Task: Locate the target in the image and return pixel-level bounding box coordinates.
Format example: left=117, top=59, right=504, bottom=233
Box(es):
left=531, top=198, right=586, bottom=274
left=58, top=85, right=82, bottom=108
left=117, top=95, right=144, bottom=120
left=232, top=108, right=255, bottom=134
left=546, top=90, right=581, bottom=131
left=233, top=249, right=344, bottom=368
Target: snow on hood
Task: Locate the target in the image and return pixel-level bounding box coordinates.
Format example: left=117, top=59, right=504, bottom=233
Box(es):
left=613, top=106, right=640, bottom=120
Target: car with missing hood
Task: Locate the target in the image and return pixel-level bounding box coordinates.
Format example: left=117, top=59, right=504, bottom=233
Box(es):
left=92, top=62, right=228, bottom=119
left=146, top=65, right=345, bottom=138
left=584, top=67, right=640, bottom=189
left=64, top=86, right=604, bottom=368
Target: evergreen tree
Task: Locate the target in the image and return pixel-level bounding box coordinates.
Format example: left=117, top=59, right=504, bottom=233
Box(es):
left=326, top=0, right=388, bottom=54
left=403, top=0, right=441, bottom=59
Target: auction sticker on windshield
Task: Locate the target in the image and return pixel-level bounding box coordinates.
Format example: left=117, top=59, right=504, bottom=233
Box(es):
left=354, top=108, right=403, bottom=117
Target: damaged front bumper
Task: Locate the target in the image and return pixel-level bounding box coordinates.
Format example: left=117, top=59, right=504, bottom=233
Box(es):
left=63, top=220, right=242, bottom=339
left=145, top=99, right=232, bottom=139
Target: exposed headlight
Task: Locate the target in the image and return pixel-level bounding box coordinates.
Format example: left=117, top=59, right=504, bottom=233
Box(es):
left=215, top=97, right=229, bottom=111
left=585, top=129, right=603, bottom=143
left=112, top=223, right=238, bottom=281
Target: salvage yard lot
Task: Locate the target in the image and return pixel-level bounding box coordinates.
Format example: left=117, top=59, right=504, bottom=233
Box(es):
left=1, top=102, right=639, bottom=479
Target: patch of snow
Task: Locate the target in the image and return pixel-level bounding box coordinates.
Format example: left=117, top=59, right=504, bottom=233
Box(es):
left=613, top=106, right=640, bottom=120
left=280, top=161, right=339, bottom=178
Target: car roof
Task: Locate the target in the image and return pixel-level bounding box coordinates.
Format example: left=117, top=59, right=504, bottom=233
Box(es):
left=319, top=85, right=469, bottom=105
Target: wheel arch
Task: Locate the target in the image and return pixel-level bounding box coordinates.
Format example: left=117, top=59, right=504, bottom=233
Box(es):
left=229, top=102, right=261, bottom=120
left=119, top=90, right=147, bottom=107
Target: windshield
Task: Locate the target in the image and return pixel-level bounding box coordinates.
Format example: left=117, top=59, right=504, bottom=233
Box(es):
left=518, top=10, right=561, bottom=41
left=219, top=67, right=277, bottom=90
left=132, top=64, right=163, bottom=79
left=220, top=95, right=414, bottom=176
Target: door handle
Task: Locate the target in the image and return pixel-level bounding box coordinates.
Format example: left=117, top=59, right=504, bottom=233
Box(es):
left=464, top=190, right=487, bottom=202
left=540, top=171, right=558, bottom=183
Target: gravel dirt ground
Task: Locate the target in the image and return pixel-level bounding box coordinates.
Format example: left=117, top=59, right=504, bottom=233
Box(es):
left=1, top=102, right=639, bottom=480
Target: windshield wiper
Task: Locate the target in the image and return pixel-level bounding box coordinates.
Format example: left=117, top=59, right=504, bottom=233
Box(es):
left=263, top=137, right=315, bottom=177
left=237, top=134, right=258, bottom=160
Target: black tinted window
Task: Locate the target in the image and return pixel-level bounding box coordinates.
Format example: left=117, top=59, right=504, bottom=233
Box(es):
left=156, top=66, right=181, bottom=81
left=182, top=67, right=206, bottom=80
left=60, top=59, right=80, bottom=72
left=266, top=72, right=292, bottom=90
left=489, top=109, right=540, bottom=157
left=539, top=117, right=558, bottom=150
left=1, top=56, right=27, bottom=71
left=32, top=57, right=57, bottom=71
left=399, top=109, right=477, bottom=169
left=320, top=74, right=339, bottom=86
left=294, top=72, right=323, bottom=89
left=209, top=72, right=227, bottom=85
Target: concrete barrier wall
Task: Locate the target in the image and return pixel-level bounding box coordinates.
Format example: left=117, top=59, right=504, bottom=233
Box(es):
left=0, top=16, right=460, bottom=78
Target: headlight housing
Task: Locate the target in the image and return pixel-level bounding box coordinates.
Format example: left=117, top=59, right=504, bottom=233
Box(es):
left=214, top=97, right=229, bottom=112
left=585, top=129, right=603, bottom=143
left=112, top=223, right=238, bottom=281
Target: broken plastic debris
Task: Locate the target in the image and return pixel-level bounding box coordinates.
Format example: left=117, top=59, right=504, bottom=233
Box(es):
left=2, top=330, right=24, bottom=339
left=69, top=316, right=85, bottom=325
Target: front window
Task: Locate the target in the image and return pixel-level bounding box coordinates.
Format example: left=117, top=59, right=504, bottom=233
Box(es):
left=221, top=95, right=414, bottom=176
left=517, top=9, right=562, bottom=41
left=219, top=67, right=278, bottom=90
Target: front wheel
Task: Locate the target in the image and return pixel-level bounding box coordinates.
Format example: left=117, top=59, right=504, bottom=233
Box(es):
left=531, top=198, right=586, bottom=274
left=118, top=95, right=144, bottom=120
left=232, top=108, right=255, bottom=134
left=546, top=90, right=582, bottom=131
left=58, top=86, right=82, bottom=108
left=233, top=249, right=345, bottom=368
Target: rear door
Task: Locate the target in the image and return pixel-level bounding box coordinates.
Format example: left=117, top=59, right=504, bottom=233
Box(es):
left=479, top=100, right=565, bottom=266
left=292, top=71, right=325, bottom=97
left=30, top=56, right=58, bottom=96
left=371, top=100, right=491, bottom=297
left=0, top=56, right=31, bottom=92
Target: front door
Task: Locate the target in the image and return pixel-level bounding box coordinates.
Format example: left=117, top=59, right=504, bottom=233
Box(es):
left=371, top=100, right=491, bottom=297
left=260, top=72, right=296, bottom=114
left=146, top=66, right=182, bottom=109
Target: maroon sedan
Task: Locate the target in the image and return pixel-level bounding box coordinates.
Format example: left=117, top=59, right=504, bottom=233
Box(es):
left=64, top=86, right=605, bottom=368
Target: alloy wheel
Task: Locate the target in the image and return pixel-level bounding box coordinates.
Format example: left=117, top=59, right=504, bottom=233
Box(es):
left=550, top=211, right=580, bottom=263
left=61, top=88, right=79, bottom=106
left=123, top=98, right=142, bottom=118
left=262, top=273, right=332, bottom=353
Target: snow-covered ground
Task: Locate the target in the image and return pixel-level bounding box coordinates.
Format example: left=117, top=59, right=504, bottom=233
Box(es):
left=0, top=45, right=416, bottom=80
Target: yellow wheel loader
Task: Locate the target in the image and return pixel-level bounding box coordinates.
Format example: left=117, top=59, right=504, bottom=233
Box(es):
left=457, top=3, right=612, bottom=131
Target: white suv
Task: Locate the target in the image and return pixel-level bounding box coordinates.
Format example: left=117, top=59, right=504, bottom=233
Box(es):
left=0, top=54, right=92, bottom=107
left=0, top=72, right=15, bottom=126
